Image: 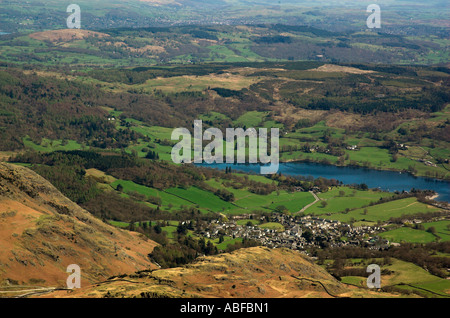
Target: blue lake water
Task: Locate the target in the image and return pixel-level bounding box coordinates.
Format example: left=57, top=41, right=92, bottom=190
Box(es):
left=197, top=162, right=450, bottom=202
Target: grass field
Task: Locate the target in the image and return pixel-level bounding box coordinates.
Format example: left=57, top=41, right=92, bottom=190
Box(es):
left=339, top=258, right=450, bottom=297
left=379, top=227, right=438, bottom=243
left=383, top=259, right=450, bottom=297
left=305, top=187, right=394, bottom=215
left=204, top=178, right=314, bottom=214
left=165, top=186, right=236, bottom=213
left=23, top=137, right=85, bottom=152
left=379, top=220, right=450, bottom=243
left=340, top=276, right=366, bottom=287
left=258, top=222, right=285, bottom=232
left=233, top=111, right=269, bottom=128
left=110, top=179, right=193, bottom=211
left=210, top=237, right=243, bottom=251
left=236, top=219, right=259, bottom=226
left=268, top=191, right=315, bottom=213
left=93, top=167, right=317, bottom=216
left=323, top=197, right=443, bottom=223
left=422, top=220, right=450, bottom=241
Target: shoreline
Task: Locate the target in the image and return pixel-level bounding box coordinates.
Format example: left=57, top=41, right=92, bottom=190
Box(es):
left=198, top=160, right=450, bottom=203
left=426, top=194, right=440, bottom=201
left=281, top=158, right=450, bottom=182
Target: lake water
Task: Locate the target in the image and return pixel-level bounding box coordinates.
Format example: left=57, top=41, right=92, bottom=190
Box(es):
left=197, top=162, right=450, bottom=202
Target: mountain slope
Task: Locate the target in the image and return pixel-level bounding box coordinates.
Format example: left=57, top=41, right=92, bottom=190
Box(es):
left=0, top=162, right=158, bottom=291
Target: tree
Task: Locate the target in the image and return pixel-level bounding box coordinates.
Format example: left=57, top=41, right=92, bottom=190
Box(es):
left=146, top=150, right=159, bottom=160
left=274, top=205, right=288, bottom=214
left=359, top=183, right=369, bottom=191
left=302, top=229, right=313, bottom=243
left=154, top=223, right=162, bottom=234
left=427, top=226, right=436, bottom=235
left=391, top=154, right=398, bottom=162
left=320, top=200, right=328, bottom=208
left=177, top=222, right=188, bottom=235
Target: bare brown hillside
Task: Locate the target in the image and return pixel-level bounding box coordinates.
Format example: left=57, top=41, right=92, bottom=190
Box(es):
left=0, top=162, right=158, bottom=293
left=43, top=246, right=399, bottom=298
left=29, top=29, right=109, bottom=43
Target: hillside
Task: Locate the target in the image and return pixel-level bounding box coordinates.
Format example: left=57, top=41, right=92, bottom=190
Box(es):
left=0, top=162, right=159, bottom=295
left=0, top=162, right=404, bottom=299
left=29, top=29, right=110, bottom=43
left=42, top=246, right=400, bottom=298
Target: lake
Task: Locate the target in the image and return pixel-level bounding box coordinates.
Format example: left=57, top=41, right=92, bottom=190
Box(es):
left=197, top=161, right=450, bottom=202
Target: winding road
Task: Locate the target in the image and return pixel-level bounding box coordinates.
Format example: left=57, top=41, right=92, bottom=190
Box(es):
left=297, top=191, right=320, bottom=214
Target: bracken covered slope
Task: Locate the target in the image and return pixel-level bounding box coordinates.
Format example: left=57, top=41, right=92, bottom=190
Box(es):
left=46, top=246, right=399, bottom=298
left=0, top=162, right=158, bottom=291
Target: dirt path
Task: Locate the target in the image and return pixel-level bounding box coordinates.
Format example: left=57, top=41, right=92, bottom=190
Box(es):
left=297, top=191, right=320, bottom=214
left=0, top=286, right=66, bottom=298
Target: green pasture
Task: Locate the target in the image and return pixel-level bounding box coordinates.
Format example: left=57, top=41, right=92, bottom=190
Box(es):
left=233, top=111, right=269, bottom=128
left=305, top=187, right=394, bottom=215
left=379, top=227, right=437, bottom=244
left=22, top=137, right=84, bottom=152
left=422, top=220, right=450, bottom=241
left=324, top=197, right=442, bottom=223
left=165, top=186, right=236, bottom=213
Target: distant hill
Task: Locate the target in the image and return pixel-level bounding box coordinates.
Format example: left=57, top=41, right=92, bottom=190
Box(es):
left=29, top=29, right=110, bottom=43
left=0, top=162, right=159, bottom=294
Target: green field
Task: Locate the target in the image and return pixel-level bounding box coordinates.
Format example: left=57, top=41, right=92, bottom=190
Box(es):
left=236, top=219, right=259, bottom=226
left=210, top=237, right=243, bottom=251
left=339, top=258, right=450, bottom=297
left=422, top=220, right=450, bottom=241
left=110, top=179, right=193, bottom=211
left=98, top=168, right=316, bottom=216
left=305, top=187, right=394, bottom=215
left=234, top=111, right=269, bottom=128
left=204, top=178, right=314, bottom=214
left=379, top=227, right=437, bottom=243
left=258, top=222, right=285, bottom=231
left=165, top=186, right=236, bottom=213
left=384, top=259, right=450, bottom=297
left=379, top=220, right=450, bottom=243
left=268, top=191, right=315, bottom=213
left=23, top=137, right=85, bottom=152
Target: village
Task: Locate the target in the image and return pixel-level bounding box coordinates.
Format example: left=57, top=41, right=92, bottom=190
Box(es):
left=197, top=213, right=390, bottom=252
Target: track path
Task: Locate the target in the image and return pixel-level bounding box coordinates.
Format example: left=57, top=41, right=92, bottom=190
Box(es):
left=297, top=191, right=320, bottom=214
